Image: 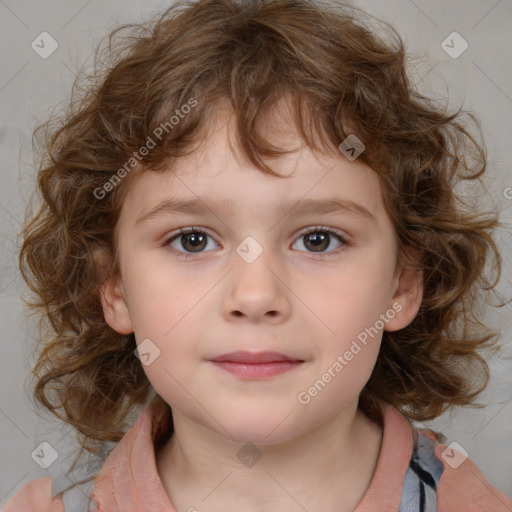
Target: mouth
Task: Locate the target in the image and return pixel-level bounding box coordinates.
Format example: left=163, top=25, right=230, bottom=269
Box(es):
left=209, top=351, right=303, bottom=364
left=208, top=351, right=305, bottom=379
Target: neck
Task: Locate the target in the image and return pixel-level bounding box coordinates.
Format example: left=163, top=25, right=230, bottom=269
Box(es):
left=156, top=401, right=383, bottom=512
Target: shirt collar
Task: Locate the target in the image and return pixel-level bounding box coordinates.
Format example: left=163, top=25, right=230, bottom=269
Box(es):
left=89, top=397, right=412, bottom=512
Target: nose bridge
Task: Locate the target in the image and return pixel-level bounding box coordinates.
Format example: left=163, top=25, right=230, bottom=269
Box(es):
left=225, top=234, right=289, bottom=320
left=233, top=234, right=280, bottom=289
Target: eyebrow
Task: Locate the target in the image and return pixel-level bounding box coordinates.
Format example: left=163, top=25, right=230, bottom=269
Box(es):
left=136, top=197, right=376, bottom=225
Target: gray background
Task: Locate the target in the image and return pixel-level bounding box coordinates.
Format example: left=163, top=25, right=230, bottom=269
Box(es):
left=1, top=0, right=511, bottom=507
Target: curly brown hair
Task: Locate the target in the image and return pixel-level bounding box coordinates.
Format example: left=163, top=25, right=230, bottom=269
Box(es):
left=19, top=0, right=505, bottom=473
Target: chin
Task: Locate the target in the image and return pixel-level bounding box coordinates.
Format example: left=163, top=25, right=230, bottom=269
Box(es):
left=215, top=405, right=301, bottom=445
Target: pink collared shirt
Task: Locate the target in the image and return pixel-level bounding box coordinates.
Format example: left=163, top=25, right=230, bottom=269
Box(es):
left=4, top=397, right=512, bottom=512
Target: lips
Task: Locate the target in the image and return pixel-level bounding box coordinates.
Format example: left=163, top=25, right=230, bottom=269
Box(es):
left=209, top=351, right=303, bottom=364
left=209, top=351, right=304, bottom=379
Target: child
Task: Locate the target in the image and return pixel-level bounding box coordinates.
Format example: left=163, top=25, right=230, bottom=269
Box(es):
left=5, top=0, right=512, bottom=510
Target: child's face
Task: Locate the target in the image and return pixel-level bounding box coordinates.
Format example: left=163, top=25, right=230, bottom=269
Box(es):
left=101, top=101, right=422, bottom=443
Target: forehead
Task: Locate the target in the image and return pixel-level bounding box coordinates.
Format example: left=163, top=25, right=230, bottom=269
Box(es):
left=118, top=100, right=388, bottom=229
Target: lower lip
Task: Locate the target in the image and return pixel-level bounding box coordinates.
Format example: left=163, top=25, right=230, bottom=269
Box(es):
left=211, top=361, right=303, bottom=378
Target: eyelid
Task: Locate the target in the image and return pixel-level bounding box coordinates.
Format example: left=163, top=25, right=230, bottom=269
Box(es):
left=295, top=225, right=348, bottom=241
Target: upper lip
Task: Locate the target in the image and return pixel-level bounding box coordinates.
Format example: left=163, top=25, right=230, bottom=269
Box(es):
left=209, top=351, right=303, bottom=364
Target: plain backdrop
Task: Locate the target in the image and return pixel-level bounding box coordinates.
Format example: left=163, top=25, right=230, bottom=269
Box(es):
left=1, top=0, right=511, bottom=506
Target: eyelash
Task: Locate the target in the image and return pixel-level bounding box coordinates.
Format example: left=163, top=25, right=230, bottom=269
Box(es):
left=163, top=226, right=349, bottom=259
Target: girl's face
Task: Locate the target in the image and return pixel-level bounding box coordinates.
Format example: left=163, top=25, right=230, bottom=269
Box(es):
left=101, top=102, right=422, bottom=444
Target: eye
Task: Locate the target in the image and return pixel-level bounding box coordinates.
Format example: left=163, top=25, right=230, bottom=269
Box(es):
left=165, top=227, right=219, bottom=257
left=292, top=226, right=347, bottom=255
left=164, top=226, right=347, bottom=258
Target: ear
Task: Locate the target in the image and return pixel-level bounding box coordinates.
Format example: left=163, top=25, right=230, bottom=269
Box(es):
left=94, top=249, right=134, bottom=335
left=384, top=247, right=423, bottom=332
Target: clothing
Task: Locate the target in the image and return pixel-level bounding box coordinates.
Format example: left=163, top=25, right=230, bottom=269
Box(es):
left=4, top=397, right=512, bottom=512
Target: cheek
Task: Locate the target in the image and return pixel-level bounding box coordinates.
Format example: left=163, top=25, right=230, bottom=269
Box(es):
left=121, top=251, right=208, bottom=336
left=312, top=261, right=394, bottom=350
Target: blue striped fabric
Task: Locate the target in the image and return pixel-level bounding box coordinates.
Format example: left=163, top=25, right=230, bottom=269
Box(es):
left=398, top=431, right=444, bottom=512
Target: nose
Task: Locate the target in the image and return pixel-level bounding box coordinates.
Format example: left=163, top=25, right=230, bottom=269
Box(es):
left=222, top=244, right=291, bottom=323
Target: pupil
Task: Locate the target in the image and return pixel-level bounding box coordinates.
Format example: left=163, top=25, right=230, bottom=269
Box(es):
left=184, top=232, right=206, bottom=251
left=307, top=232, right=328, bottom=252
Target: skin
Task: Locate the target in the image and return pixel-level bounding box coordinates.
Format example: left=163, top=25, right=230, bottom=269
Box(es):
left=100, top=98, right=423, bottom=512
